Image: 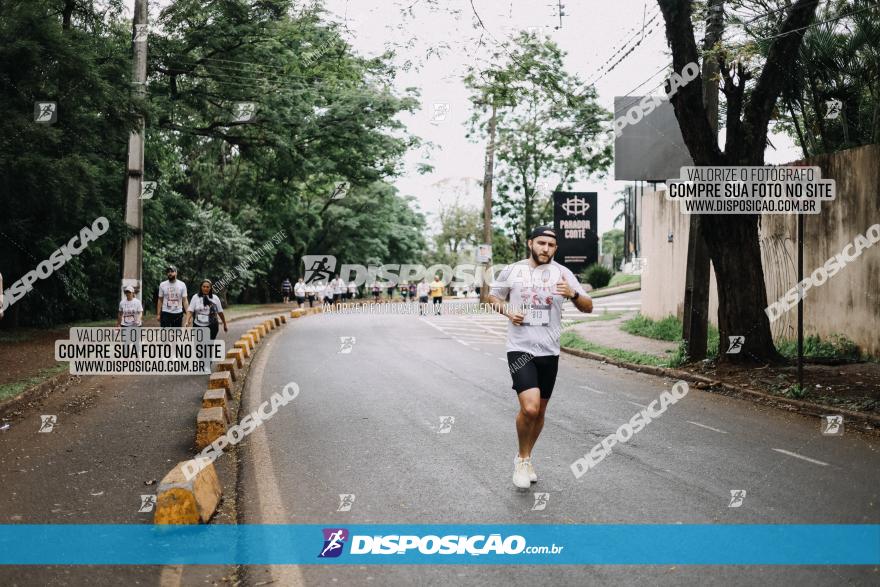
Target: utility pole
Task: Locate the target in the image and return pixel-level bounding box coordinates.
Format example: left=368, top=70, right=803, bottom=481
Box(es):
left=479, top=102, right=497, bottom=303
left=121, top=0, right=147, bottom=302
left=682, top=0, right=723, bottom=360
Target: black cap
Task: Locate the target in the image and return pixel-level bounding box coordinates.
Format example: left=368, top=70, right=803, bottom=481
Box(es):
left=528, top=226, right=557, bottom=241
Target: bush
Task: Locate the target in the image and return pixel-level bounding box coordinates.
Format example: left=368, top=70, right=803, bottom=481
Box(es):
left=580, top=264, right=613, bottom=289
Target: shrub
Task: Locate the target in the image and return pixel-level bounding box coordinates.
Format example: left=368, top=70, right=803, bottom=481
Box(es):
left=580, top=264, right=613, bottom=289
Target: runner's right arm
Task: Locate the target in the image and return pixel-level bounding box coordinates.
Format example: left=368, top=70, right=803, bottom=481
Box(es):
left=488, top=265, right=524, bottom=325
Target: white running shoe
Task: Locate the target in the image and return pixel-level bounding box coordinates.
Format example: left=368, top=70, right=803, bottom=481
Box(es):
left=525, top=458, right=537, bottom=483
left=513, top=456, right=531, bottom=489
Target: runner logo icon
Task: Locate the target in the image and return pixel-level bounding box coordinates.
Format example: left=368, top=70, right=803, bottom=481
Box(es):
left=319, top=528, right=349, bottom=558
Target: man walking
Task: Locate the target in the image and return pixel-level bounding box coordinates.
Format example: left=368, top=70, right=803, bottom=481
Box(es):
left=488, top=227, right=592, bottom=489
left=157, top=265, right=188, bottom=327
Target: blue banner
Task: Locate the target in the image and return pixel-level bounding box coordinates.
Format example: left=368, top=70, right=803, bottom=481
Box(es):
left=0, top=525, right=877, bottom=565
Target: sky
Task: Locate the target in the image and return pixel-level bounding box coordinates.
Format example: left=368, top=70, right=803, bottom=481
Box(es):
left=149, top=0, right=804, bottom=239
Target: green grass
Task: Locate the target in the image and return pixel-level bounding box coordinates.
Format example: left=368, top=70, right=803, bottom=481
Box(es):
left=561, top=330, right=687, bottom=368
left=0, top=364, right=67, bottom=403
left=607, top=273, right=641, bottom=288
left=620, top=313, right=720, bottom=358
left=583, top=310, right=624, bottom=321
left=0, top=332, right=34, bottom=343
left=775, top=334, right=862, bottom=361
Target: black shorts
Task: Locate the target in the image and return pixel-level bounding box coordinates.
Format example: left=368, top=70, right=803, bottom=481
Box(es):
left=160, top=311, right=183, bottom=328
left=507, top=352, right=559, bottom=399
left=296, top=296, right=305, bottom=304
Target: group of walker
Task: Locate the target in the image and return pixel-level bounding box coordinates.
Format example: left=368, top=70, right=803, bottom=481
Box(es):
left=116, top=265, right=228, bottom=340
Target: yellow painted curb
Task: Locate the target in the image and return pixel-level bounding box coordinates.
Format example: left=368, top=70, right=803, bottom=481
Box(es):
left=154, top=459, right=221, bottom=524
left=233, top=340, right=251, bottom=358
left=195, top=406, right=227, bottom=450
left=202, top=389, right=231, bottom=423
left=215, top=359, right=237, bottom=383
left=226, top=348, right=244, bottom=369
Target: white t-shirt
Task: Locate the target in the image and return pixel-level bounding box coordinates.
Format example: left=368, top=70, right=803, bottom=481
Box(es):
left=294, top=282, right=306, bottom=297
left=119, top=298, right=143, bottom=327
left=417, top=282, right=430, bottom=297
left=348, top=282, right=357, bottom=294
left=158, top=280, right=187, bottom=314
left=189, top=294, right=223, bottom=326
left=305, top=284, right=315, bottom=296
left=332, top=278, right=345, bottom=294
left=489, top=259, right=588, bottom=356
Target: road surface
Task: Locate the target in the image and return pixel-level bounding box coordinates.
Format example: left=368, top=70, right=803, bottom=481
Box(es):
left=237, top=299, right=880, bottom=586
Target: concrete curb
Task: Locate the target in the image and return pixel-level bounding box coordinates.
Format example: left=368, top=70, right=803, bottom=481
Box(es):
left=154, top=312, right=293, bottom=525
left=560, top=346, right=880, bottom=433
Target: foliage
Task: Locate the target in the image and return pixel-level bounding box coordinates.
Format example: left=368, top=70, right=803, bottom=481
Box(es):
left=775, top=333, right=862, bottom=360
left=0, top=0, right=138, bottom=326
left=601, top=229, right=625, bottom=269
left=464, top=32, right=612, bottom=256
left=580, top=264, right=613, bottom=289
left=728, top=0, right=880, bottom=155
left=0, top=0, right=426, bottom=325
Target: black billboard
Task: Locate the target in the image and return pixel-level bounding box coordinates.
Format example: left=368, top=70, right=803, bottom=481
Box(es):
left=552, top=191, right=598, bottom=275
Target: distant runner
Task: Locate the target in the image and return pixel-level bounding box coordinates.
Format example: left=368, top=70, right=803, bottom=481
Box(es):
left=294, top=278, right=306, bottom=308
left=416, top=280, right=430, bottom=316
left=305, top=282, right=316, bottom=307
left=281, top=277, right=292, bottom=304
left=371, top=281, right=381, bottom=302
left=488, top=226, right=593, bottom=489
left=429, top=275, right=444, bottom=315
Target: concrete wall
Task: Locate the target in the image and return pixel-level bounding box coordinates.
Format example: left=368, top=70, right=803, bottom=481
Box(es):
left=640, top=144, right=880, bottom=357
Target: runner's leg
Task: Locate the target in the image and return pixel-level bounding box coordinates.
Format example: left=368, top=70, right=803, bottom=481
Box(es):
left=526, top=399, right=550, bottom=455
left=516, top=388, right=541, bottom=458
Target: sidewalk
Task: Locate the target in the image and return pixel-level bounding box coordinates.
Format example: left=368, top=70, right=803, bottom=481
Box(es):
left=0, top=303, right=294, bottom=412
left=0, top=310, right=290, bottom=586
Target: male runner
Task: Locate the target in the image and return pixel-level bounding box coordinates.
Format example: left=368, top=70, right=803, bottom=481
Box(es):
left=488, top=226, right=593, bottom=489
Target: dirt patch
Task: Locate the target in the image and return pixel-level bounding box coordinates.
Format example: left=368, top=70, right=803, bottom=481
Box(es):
left=0, top=328, right=68, bottom=388
left=686, top=360, right=880, bottom=414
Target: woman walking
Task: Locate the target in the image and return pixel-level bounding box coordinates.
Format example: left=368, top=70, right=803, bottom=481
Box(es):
left=186, top=279, right=228, bottom=340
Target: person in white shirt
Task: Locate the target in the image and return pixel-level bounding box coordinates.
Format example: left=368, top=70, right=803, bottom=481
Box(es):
left=294, top=278, right=306, bottom=308
left=156, top=265, right=188, bottom=327
left=416, top=280, right=430, bottom=315
left=488, top=226, right=593, bottom=490
left=331, top=274, right=345, bottom=303
left=186, top=279, right=227, bottom=340
left=322, top=281, right=333, bottom=305
left=117, top=285, right=143, bottom=327
left=347, top=280, right=357, bottom=300
left=305, top=282, right=316, bottom=307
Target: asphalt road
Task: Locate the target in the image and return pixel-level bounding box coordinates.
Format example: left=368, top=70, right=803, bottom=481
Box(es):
left=238, top=300, right=880, bottom=586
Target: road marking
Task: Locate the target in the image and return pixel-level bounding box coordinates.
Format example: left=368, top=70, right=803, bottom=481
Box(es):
left=687, top=420, right=728, bottom=434
left=771, top=448, right=829, bottom=466
left=627, top=400, right=648, bottom=409
left=245, top=335, right=306, bottom=585
left=498, top=358, right=506, bottom=362
left=580, top=385, right=605, bottom=394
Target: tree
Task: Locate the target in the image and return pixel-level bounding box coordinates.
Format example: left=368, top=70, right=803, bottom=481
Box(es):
left=464, top=32, right=612, bottom=256
left=602, top=229, right=625, bottom=269
left=658, top=0, right=821, bottom=363
left=734, top=0, right=880, bottom=156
